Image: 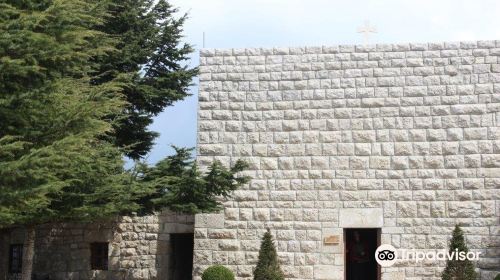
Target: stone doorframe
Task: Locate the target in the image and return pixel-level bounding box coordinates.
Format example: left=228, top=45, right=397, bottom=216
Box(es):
left=340, top=208, right=383, bottom=280
left=343, top=228, right=381, bottom=280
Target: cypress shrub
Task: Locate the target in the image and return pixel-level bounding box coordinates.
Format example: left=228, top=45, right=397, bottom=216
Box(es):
left=442, top=225, right=478, bottom=280
left=254, top=229, right=284, bottom=280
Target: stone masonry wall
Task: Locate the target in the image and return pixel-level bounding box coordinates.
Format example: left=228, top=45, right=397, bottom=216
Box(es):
left=195, top=40, right=500, bottom=280
left=0, top=211, right=193, bottom=280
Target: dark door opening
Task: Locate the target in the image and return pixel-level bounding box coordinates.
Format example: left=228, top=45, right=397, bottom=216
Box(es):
left=344, top=228, right=380, bottom=280
left=169, top=233, right=194, bottom=280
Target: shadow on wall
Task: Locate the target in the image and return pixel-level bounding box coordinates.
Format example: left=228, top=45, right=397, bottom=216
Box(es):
left=157, top=212, right=195, bottom=280
left=0, top=211, right=195, bottom=280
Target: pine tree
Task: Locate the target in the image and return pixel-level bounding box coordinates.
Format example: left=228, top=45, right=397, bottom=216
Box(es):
left=133, top=147, right=250, bottom=214
left=0, top=1, right=249, bottom=279
left=0, top=2, right=129, bottom=278
left=254, top=229, right=285, bottom=280
left=0, top=0, right=115, bottom=137
left=92, top=0, right=198, bottom=159
left=442, top=225, right=478, bottom=280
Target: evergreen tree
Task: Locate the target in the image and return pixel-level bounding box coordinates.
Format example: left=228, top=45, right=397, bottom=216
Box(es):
left=0, top=1, right=246, bottom=279
left=442, top=225, right=478, bottom=280
left=0, top=0, right=114, bottom=138
left=254, top=229, right=285, bottom=280
left=0, top=3, right=142, bottom=279
left=92, top=0, right=198, bottom=159
left=133, top=146, right=250, bottom=214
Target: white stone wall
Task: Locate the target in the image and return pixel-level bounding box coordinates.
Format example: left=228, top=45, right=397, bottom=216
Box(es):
left=195, top=41, right=500, bottom=280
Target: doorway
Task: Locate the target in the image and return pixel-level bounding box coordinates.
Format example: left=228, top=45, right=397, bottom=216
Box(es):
left=169, top=233, right=194, bottom=280
left=344, top=228, right=380, bottom=280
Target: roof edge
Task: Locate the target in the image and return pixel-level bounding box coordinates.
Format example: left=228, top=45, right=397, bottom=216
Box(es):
left=199, top=39, right=500, bottom=57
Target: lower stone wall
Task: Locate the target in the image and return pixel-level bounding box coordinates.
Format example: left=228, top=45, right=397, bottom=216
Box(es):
left=0, top=211, right=194, bottom=280
left=193, top=210, right=500, bottom=280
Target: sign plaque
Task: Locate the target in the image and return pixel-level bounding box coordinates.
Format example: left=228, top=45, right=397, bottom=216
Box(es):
left=323, top=235, right=340, bottom=245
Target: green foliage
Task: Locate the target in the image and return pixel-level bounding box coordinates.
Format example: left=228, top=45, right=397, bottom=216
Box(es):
left=254, top=229, right=284, bottom=280
left=0, top=78, right=146, bottom=226
left=0, top=0, right=114, bottom=137
left=0, top=0, right=249, bottom=228
left=0, top=2, right=248, bottom=276
left=494, top=274, right=500, bottom=280
left=133, top=146, right=250, bottom=214
left=202, top=265, right=235, bottom=280
left=442, top=225, right=478, bottom=280
left=92, top=0, right=198, bottom=159
left=0, top=0, right=149, bottom=228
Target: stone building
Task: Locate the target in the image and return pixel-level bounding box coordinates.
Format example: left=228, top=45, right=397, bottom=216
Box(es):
left=1, top=40, right=499, bottom=280
left=0, top=211, right=194, bottom=279
left=194, top=40, right=500, bottom=280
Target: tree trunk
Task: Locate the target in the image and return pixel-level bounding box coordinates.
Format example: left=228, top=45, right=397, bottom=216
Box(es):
left=21, top=226, right=35, bottom=280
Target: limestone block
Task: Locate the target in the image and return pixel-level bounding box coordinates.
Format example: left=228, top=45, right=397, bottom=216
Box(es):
left=448, top=202, right=481, bottom=217
left=261, top=157, right=278, bottom=169
left=225, top=208, right=239, bottom=221
left=413, top=190, right=435, bottom=201
left=358, top=179, right=383, bottom=190
left=195, top=213, right=224, bottom=229
left=311, top=156, right=330, bottom=169
left=302, top=209, right=319, bottom=221
left=300, top=241, right=318, bottom=252
left=394, top=143, right=412, bottom=155
left=253, top=209, right=270, bottom=221
left=339, top=208, right=383, bottom=228
left=430, top=202, right=446, bottom=218
left=314, top=265, right=343, bottom=280
left=352, top=131, right=376, bottom=143
left=297, top=191, right=318, bottom=201
left=219, top=240, right=239, bottom=251
left=198, top=144, right=226, bottom=155
left=270, top=191, right=296, bottom=201
left=208, top=229, right=236, bottom=239
left=233, top=190, right=258, bottom=201
left=368, top=191, right=390, bottom=201
left=482, top=154, right=500, bottom=167
left=397, top=202, right=417, bottom=217
left=392, top=156, right=408, bottom=169
left=194, top=250, right=212, bottom=264
left=370, top=156, right=391, bottom=169
left=464, top=128, right=488, bottom=140
left=382, top=271, right=405, bottom=280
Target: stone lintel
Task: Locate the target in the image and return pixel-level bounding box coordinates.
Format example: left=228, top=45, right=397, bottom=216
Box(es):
left=339, top=208, right=383, bottom=228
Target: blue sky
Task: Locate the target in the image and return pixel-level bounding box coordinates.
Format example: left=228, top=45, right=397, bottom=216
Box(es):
left=146, top=0, right=500, bottom=163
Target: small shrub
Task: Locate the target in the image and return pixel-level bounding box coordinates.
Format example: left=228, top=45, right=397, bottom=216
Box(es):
left=254, top=229, right=284, bottom=280
left=202, top=265, right=235, bottom=280
left=442, top=225, right=478, bottom=280
left=494, top=273, right=500, bottom=280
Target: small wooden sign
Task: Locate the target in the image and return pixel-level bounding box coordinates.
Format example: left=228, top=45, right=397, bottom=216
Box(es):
left=323, top=235, right=340, bottom=245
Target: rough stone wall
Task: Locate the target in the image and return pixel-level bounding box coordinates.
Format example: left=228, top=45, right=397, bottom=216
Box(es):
left=195, top=40, right=500, bottom=280
left=0, top=211, right=194, bottom=280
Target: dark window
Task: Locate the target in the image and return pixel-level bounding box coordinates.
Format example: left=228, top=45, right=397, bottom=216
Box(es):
left=90, top=242, right=108, bottom=270
left=9, top=244, right=23, bottom=273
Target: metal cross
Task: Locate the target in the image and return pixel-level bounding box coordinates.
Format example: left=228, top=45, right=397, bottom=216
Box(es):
left=357, top=20, right=377, bottom=45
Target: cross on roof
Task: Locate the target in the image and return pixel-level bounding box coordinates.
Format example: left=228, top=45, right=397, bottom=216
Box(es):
left=357, top=20, right=377, bottom=45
